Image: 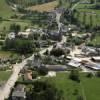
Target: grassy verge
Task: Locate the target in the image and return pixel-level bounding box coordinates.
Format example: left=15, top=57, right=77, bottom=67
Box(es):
left=0, top=71, right=12, bottom=81
left=0, top=0, right=15, bottom=18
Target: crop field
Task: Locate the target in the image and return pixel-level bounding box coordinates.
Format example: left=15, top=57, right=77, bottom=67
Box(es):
left=75, top=3, right=100, bottom=26
left=27, top=1, right=58, bottom=12
left=41, top=73, right=100, bottom=100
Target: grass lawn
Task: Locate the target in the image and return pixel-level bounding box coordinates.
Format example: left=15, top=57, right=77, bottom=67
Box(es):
left=89, top=35, right=100, bottom=45
left=41, top=73, right=100, bottom=100
left=0, top=51, right=18, bottom=59
left=0, top=71, right=12, bottom=81
left=0, top=0, right=15, bottom=18
left=27, top=1, right=58, bottom=12
left=81, top=74, right=100, bottom=100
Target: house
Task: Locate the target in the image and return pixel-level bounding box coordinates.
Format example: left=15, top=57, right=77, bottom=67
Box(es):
left=18, top=32, right=30, bottom=38
left=47, top=31, right=62, bottom=41
left=68, top=58, right=81, bottom=68
left=12, top=85, right=26, bottom=100
left=39, top=40, right=49, bottom=48
left=82, top=46, right=98, bottom=56
left=7, top=32, right=16, bottom=39
left=84, top=62, right=100, bottom=71
left=91, top=57, right=100, bottom=62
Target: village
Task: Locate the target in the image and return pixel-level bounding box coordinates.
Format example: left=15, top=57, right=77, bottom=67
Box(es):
left=0, top=0, right=100, bottom=100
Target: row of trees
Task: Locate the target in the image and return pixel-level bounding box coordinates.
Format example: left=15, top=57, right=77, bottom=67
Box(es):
left=26, top=81, right=63, bottom=100
left=3, top=38, right=34, bottom=54
left=70, top=10, right=100, bottom=31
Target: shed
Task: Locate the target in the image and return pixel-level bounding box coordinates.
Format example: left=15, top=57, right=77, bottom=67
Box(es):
left=91, top=57, right=100, bottom=62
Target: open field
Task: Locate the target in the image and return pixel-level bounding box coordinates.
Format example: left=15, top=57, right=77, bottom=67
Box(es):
left=89, top=35, right=100, bottom=45
left=0, top=0, right=15, bottom=18
left=41, top=73, right=100, bottom=100
left=0, top=71, right=12, bottom=81
left=0, top=51, right=18, bottom=59
left=27, top=1, right=58, bottom=12
left=75, top=3, right=100, bottom=26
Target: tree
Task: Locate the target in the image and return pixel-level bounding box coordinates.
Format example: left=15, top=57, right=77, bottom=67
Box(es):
left=50, top=48, right=65, bottom=57
left=69, top=70, right=80, bottom=82
left=26, top=81, right=64, bottom=100
left=58, top=0, right=63, bottom=6
left=96, top=71, right=100, bottom=77
left=0, top=17, right=2, bottom=23
left=44, top=49, right=49, bottom=55
left=4, top=38, right=34, bottom=54
left=86, top=73, right=93, bottom=78
left=90, top=0, right=95, bottom=4
left=32, top=71, right=38, bottom=79
left=9, top=23, right=21, bottom=34
left=15, top=39, right=34, bottom=54
left=77, top=95, right=84, bottom=100
left=83, top=12, right=86, bottom=25
left=38, top=65, right=48, bottom=76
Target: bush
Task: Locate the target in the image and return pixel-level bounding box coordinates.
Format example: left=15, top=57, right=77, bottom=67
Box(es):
left=86, top=73, right=93, bottom=78
left=94, top=4, right=100, bottom=9
left=38, top=66, right=48, bottom=76
left=96, top=71, right=100, bottom=77
left=0, top=41, right=4, bottom=45
left=32, top=71, right=38, bottom=79
left=69, top=70, right=80, bottom=82
left=73, top=89, right=79, bottom=95
left=4, top=38, right=34, bottom=54
left=50, top=48, right=65, bottom=57
left=72, top=37, right=83, bottom=45
left=77, top=95, right=84, bottom=100
left=26, top=81, right=63, bottom=100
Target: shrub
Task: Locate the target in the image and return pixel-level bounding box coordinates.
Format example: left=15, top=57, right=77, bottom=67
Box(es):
left=32, top=71, right=38, bottom=79
left=86, top=73, right=93, bottom=78
left=50, top=48, right=65, bottom=57
left=96, top=71, right=100, bottom=77
left=69, top=70, right=80, bottom=82
left=38, top=66, right=48, bottom=76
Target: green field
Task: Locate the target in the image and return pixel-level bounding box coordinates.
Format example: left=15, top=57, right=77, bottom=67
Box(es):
left=0, top=51, right=18, bottom=59
left=76, top=3, right=100, bottom=26
left=0, top=71, right=12, bottom=81
left=0, top=0, right=15, bottom=18
left=41, top=73, right=100, bottom=100
left=0, top=0, right=31, bottom=31
left=89, top=35, right=100, bottom=45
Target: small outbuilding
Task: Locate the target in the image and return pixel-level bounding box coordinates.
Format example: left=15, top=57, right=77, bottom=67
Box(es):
left=12, top=84, right=26, bottom=100
left=91, top=57, right=100, bottom=62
